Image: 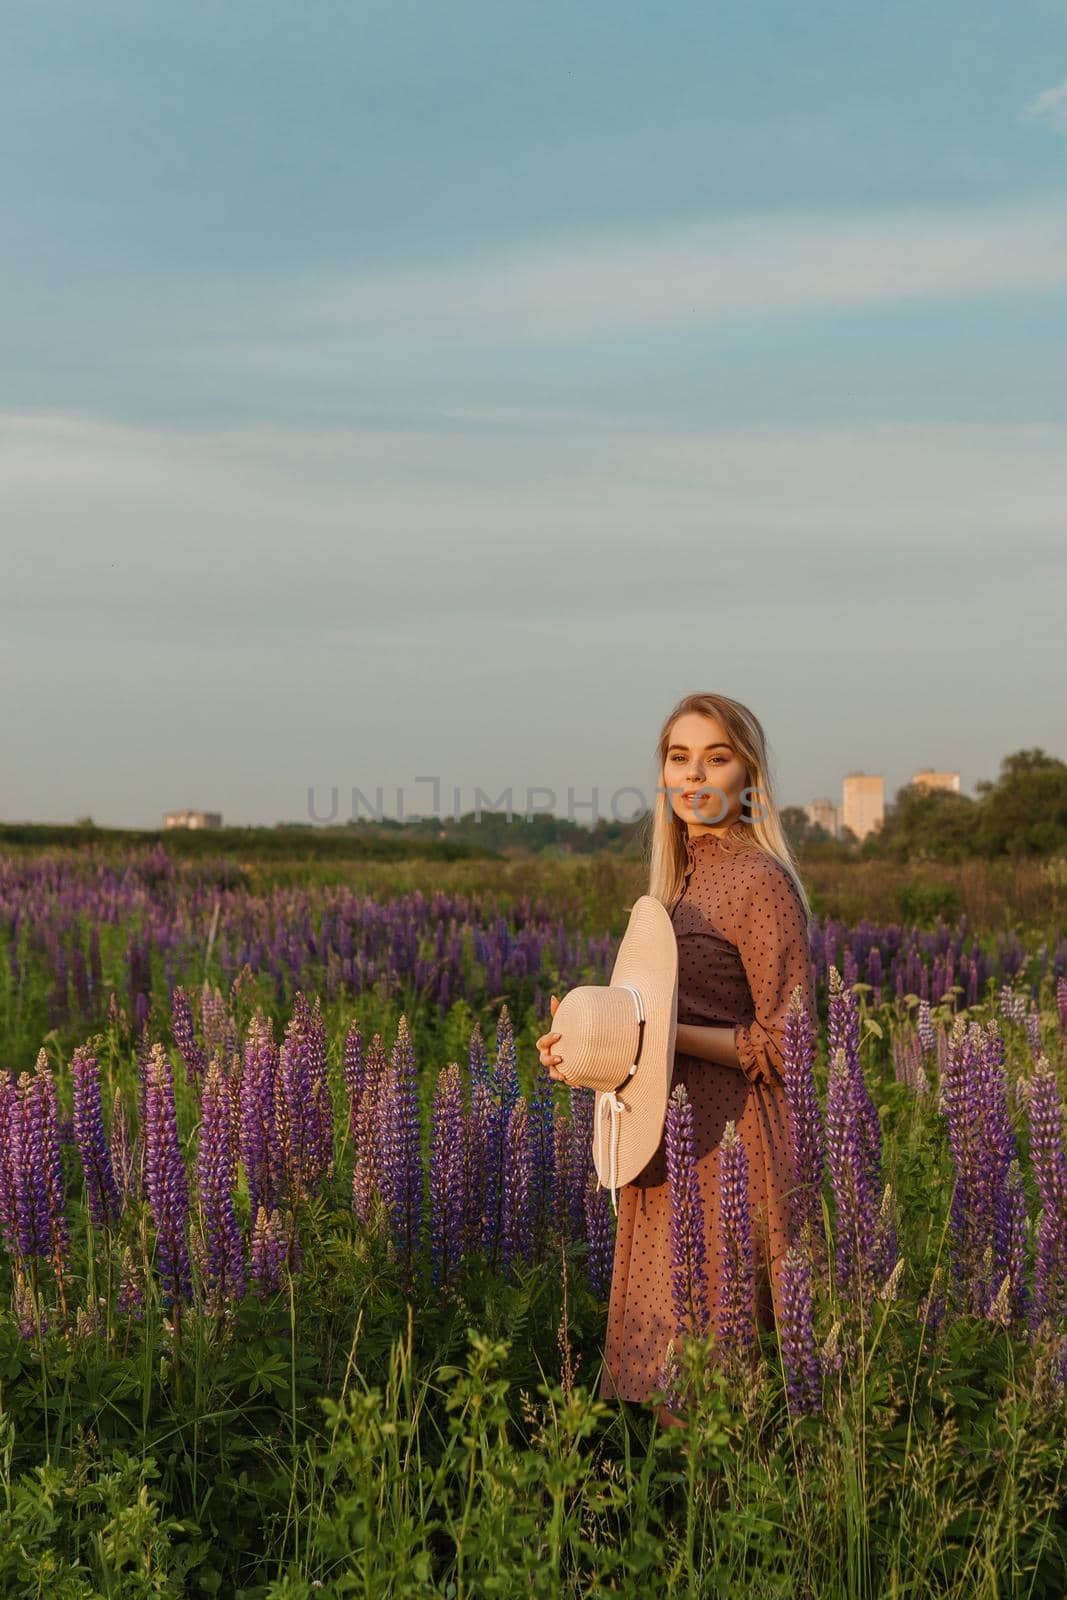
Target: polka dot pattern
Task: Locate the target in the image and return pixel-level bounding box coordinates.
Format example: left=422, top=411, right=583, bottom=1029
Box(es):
left=598, top=830, right=817, bottom=1404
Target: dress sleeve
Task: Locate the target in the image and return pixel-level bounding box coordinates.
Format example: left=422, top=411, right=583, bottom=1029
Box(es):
left=729, top=857, right=815, bottom=1088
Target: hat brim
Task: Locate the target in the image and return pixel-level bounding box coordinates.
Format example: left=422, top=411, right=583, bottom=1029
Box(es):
left=592, top=895, right=678, bottom=1192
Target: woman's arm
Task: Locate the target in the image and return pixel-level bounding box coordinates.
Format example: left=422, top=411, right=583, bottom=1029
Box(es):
left=675, top=1021, right=742, bottom=1069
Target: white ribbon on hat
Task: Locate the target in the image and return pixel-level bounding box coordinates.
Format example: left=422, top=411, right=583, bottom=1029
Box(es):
left=595, top=983, right=645, bottom=1215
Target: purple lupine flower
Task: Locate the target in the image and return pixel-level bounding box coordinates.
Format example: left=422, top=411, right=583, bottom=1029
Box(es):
left=200, top=981, right=238, bottom=1065
left=352, top=1033, right=387, bottom=1227
left=71, top=1045, right=122, bottom=1230
left=35, top=1051, right=70, bottom=1272
left=277, top=1013, right=312, bottom=1208
left=1057, top=975, right=1067, bottom=1036
left=13, top=1266, right=45, bottom=1341
left=116, top=1245, right=145, bottom=1320
left=664, top=1082, right=710, bottom=1339
left=976, top=1019, right=1021, bottom=1318
left=300, top=994, right=334, bottom=1193
left=11, top=1072, right=52, bottom=1260
left=825, top=1047, right=877, bottom=1310
left=197, top=1056, right=246, bottom=1311
left=109, top=1088, right=139, bottom=1204
left=717, top=1121, right=755, bottom=1364
left=239, top=1011, right=278, bottom=1219
left=171, top=987, right=207, bottom=1089
left=502, top=1096, right=533, bottom=1273
left=250, top=1205, right=289, bottom=1297
left=143, top=1043, right=193, bottom=1307
left=939, top=1017, right=992, bottom=1312
left=779, top=1244, right=822, bottom=1417
left=827, top=968, right=882, bottom=1198
left=783, top=985, right=825, bottom=1254
left=917, top=999, right=935, bottom=1056
left=1026, top=1003, right=1043, bottom=1064
left=379, top=1016, right=423, bottom=1276
left=1027, top=1055, right=1067, bottom=1331
left=429, top=1062, right=466, bottom=1287
left=583, top=1170, right=614, bottom=1300
left=0, top=1072, right=20, bottom=1256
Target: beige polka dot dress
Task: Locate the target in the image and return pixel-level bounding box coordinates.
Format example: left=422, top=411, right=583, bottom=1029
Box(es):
left=598, top=828, right=816, bottom=1404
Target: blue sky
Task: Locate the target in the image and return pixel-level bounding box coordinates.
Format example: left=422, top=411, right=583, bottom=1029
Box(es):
left=2, top=1, right=1066, bottom=828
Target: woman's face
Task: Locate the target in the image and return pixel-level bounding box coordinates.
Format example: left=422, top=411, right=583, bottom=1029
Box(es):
left=662, top=711, right=750, bottom=832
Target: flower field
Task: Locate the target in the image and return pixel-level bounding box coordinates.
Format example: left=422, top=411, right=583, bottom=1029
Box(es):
left=1, top=842, right=1065, bottom=1597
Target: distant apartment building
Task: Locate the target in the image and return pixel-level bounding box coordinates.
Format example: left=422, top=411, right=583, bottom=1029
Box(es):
left=163, top=809, right=223, bottom=830
left=910, top=768, right=961, bottom=794
left=805, top=797, right=841, bottom=837
left=841, top=772, right=884, bottom=842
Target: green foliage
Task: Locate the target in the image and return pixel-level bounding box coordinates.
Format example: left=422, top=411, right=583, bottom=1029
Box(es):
left=896, top=881, right=963, bottom=925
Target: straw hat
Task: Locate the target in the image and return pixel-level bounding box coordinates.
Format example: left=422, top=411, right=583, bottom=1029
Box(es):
left=551, top=895, right=678, bottom=1213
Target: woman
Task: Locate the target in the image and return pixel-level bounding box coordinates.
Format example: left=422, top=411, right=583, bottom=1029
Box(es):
left=536, top=692, right=816, bottom=1430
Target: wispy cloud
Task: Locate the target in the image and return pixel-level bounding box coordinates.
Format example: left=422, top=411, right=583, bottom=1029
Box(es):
left=1020, top=77, right=1067, bottom=134
left=277, top=197, right=1067, bottom=349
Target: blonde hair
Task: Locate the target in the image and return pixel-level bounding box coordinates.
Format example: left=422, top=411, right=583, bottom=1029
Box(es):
left=642, top=691, right=812, bottom=920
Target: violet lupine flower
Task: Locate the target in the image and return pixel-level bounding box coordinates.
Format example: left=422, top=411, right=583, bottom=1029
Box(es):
left=502, top=1097, right=533, bottom=1273
left=196, top=1056, right=246, bottom=1310
left=352, top=1033, right=387, bottom=1227
left=429, top=1063, right=466, bottom=1287
left=583, top=1170, right=614, bottom=1300
left=143, top=1043, right=193, bottom=1307
left=171, top=987, right=207, bottom=1089
left=116, top=1245, right=145, bottom=1320
left=1057, top=976, right=1067, bottom=1036
left=34, top=1051, right=70, bottom=1272
left=70, top=1045, right=122, bottom=1231
left=1027, top=1055, right=1067, bottom=1332
left=13, top=1266, right=45, bottom=1341
left=250, top=1205, right=289, bottom=1297
left=939, top=1017, right=990, bottom=1311
left=779, top=1244, right=822, bottom=1418
left=717, top=1120, right=755, bottom=1363
left=298, top=994, right=334, bottom=1193
left=11, top=1071, right=52, bottom=1260
left=782, top=985, right=825, bottom=1254
left=664, top=1082, right=710, bottom=1339
left=379, top=1016, right=423, bottom=1275
left=277, top=1013, right=313, bottom=1208
left=825, top=1047, right=877, bottom=1310
left=1026, top=1003, right=1044, bottom=1064
left=239, top=1012, right=279, bottom=1220
left=0, top=1072, right=20, bottom=1256
left=827, top=968, right=882, bottom=1200
left=200, top=982, right=237, bottom=1065
left=976, top=1020, right=1023, bottom=1319
left=109, top=1089, right=139, bottom=1205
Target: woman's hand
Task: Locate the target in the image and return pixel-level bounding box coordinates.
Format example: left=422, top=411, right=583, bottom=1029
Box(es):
left=536, top=994, right=569, bottom=1081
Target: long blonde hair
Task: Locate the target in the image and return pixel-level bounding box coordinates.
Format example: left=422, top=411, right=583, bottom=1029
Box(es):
left=642, top=691, right=812, bottom=919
